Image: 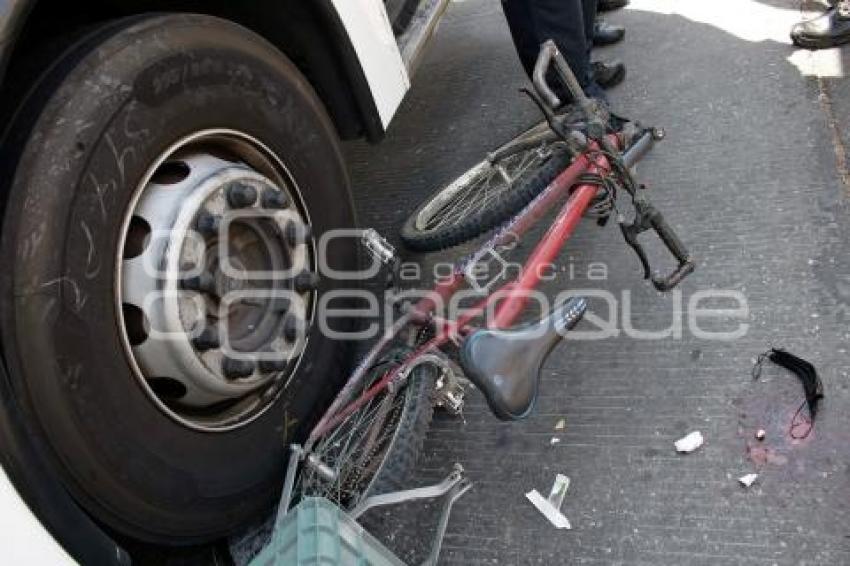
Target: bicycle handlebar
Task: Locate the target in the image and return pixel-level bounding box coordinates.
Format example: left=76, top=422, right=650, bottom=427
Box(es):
left=532, top=41, right=561, bottom=109
left=645, top=205, right=696, bottom=291
left=532, top=40, right=592, bottom=113
left=618, top=197, right=695, bottom=292
left=532, top=41, right=695, bottom=292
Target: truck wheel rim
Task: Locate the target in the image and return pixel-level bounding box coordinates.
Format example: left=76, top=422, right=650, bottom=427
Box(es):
left=116, top=129, right=317, bottom=432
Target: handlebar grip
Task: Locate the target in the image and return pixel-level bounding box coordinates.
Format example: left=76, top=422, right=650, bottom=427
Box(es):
left=647, top=208, right=690, bottom=263
left=645, top=207, right=695, bottom=291
left=532, top=41, right=560, bottom=109
left=651, top=260, right=695, bottom=292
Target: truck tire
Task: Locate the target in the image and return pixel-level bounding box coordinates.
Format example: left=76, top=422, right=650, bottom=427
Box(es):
left=0, top=14, right=359, bottom=544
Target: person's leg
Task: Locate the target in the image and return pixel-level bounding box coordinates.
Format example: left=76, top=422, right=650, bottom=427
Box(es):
left=528, top=0, right=592, bottom=87
left=582, top=0, right=598, bottom=58
left=585, top=0, right=626, bottom=92
left=503, top=0, right=611, bottom=102
left=598, top=0, right=628, bottom=12
left=501, top=0, right=542, bottom=80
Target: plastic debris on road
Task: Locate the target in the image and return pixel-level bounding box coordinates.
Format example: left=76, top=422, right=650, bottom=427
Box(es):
left=550, top=437, right=561, bottom=445
left=525, top=474, right=571, bottom=529
left=554, top=418, right=566, bottom=430
left=738, top=473, right=759, bottom=488
left=674, top=431, right=704, bottom=453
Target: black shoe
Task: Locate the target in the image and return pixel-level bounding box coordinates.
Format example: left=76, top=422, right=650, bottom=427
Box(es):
left=593, top=18, right=625, bottom=46
left=791, top=2, right=850, bottom=48
left=598, top=0, right=629, bottom=12
left=584, top=81, right=610, bottom=105
left=801, top=0, right=838, bottom=10
left=591, top=60, right=626, bottom=90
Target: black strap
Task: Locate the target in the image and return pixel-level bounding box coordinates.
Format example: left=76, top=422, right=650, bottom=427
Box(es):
left=752, top=348, right=824, bottom=420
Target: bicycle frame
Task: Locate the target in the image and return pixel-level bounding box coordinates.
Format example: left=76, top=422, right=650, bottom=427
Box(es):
left=277, top=40, right=689, bottom=527
left=305, top=127, right=657, bottom=450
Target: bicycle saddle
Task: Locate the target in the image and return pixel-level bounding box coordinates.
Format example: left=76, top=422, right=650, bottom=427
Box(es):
left=460, top=297, right=587, bottom=421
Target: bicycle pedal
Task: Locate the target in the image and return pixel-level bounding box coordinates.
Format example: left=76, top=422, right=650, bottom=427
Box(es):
left=361, top=228, right=397, bottom=265
left=434, top=363, right=467, bottom=416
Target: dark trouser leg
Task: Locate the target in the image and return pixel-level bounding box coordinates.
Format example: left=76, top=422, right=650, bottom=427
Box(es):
left=502, top=0, right=591, bottom=87
left=583, top=0, right=598, bottom=62
left=502, top=0, right=597, bottom=100
left=531, top=0, right=591, bottom=87
left=501, top=0, right=542, bottom=80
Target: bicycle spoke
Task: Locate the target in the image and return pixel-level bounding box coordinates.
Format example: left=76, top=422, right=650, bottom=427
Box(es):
left=421, top=143, right=562, bottom=232
left=298, top=364, right=411, bottom=507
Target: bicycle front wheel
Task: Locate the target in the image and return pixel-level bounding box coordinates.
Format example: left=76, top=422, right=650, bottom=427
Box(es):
left=400, top=133, right=572, bottom=252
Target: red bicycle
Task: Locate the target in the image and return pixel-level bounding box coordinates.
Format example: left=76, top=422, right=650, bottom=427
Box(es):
left=283, top=41, right=695, bottom=514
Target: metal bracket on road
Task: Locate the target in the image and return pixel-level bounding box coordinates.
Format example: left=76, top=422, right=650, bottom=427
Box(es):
left=422, top=472, right=473, bottom=566
left=349, top=463, right=468, bottom=519
left=350, top=463, right=473, bottom=566
left=279, top=445, right=472, bottom=566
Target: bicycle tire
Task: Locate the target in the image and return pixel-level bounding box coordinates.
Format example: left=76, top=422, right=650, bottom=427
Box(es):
left=362, top=359, right=436, bottom=498
left=400, top=144, right=573, bottom=252
left=297, top=348, right=437, bottom=507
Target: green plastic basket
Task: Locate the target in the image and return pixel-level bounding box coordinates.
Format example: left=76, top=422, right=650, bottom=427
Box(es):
left=249, top=497, right=406, bottom=566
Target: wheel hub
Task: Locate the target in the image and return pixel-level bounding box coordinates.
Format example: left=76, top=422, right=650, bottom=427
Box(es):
left=117, top=132, right=317, bottom=430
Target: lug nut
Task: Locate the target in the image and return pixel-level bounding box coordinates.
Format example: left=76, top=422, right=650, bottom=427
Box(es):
left=262, top=189, right=289, bottom=209
left=259, top=359, right=288, bottom=373
left=180, top=261, right=198, bottom=274
left=181, top=273, right=216, bottom=294
left=227, top=182, right=258, bottom=208
left=222, top=357, right=255, bottom=379
left=283, top=315, right=303, bottom=342
left=284, top=221, right=312, bottom=246
left=196, top=212, right=222, bottom=236
left=294, top=271, right=320, bottom=293
left=273, top=297, right=292, bottom=313
left=193, top=327, right=220, bottom=351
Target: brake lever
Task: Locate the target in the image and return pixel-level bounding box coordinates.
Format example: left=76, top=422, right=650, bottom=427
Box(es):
left=618, top=215, right=651, bottom=279
left=618, top=196, right=695, bottom=292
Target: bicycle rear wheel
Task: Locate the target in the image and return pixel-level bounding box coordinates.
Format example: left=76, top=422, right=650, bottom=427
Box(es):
left=400, top=129, right=572, bottom=252
left=296, top=348, right=437, bottom=508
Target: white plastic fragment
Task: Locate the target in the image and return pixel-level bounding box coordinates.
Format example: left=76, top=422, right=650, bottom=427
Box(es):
left=547, top=474, right=570, bottom=508
left=755, top=429, right=766, bottom=441
left=526, top=490, right=571, bottom=529
left=550, top=437, right=561, bottom=445
left=525, top=474, right=571, bottom=529
left=554, top=418, right=566, bottom=430
left=674, top=431, right=704, bottom=453
left=738, top=473, right=759, bottom=488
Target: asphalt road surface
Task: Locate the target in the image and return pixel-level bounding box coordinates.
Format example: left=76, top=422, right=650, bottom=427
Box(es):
left=345, top=0, right=850, bottom=564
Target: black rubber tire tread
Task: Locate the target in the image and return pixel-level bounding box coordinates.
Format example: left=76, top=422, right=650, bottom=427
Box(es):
left=0, top=14, right=360, bottom=545
left=400, top=148, right=573, bottom=252
left=363, top=360, right=437, bottom=498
